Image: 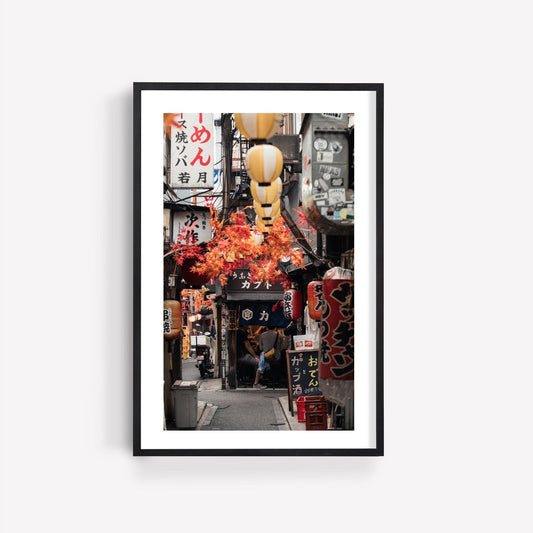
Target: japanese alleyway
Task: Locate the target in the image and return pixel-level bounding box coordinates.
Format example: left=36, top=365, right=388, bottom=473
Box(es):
left=181, top=356, right=303, bottom=431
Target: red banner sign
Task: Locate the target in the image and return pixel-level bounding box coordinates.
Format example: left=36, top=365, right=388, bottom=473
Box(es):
left=319, top=279, right=354, bottom=380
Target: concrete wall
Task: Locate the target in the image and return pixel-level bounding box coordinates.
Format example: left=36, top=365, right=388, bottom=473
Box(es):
left=2, top=1, right=532, bottom=532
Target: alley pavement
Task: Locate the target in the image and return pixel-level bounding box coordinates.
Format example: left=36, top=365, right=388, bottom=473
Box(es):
left=180, top=356, right=304, bottom=431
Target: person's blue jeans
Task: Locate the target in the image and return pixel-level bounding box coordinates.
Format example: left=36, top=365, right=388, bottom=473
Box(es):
left=258, top=351, right=270, bottom=374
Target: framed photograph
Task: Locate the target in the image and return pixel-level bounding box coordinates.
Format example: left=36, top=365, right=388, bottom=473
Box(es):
left=133, top=83, right=383, bottom=456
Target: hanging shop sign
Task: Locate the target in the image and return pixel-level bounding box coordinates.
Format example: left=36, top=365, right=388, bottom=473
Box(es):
left=307, top=281, right=324, bottom=321
left=225, top=267, right=285, bottom=301
left=300, top=113, right=353, bottom=235
left=238, top=302, right=288, bottom=327
left=163, top=299, right=182, bottom=340
left=283, top=289, right=303, bottom=320
left=172, top=209, right=213, bottom=244
left=169, top=113, right=214, bottom=189
left=234, top=113, right=282, bottom=140
left=319, top=275, right=354, bottom=380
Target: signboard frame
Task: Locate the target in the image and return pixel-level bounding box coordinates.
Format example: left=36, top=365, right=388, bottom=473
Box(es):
left=286, top=349, right=323, bottom=415
left=133, top=82, right=384, bottom=457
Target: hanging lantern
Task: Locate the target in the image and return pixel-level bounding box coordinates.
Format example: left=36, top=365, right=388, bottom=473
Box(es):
left=181, top=257, right=210, bottom=287
left=255, top=215, right=270, bottom=230
left=245, top=144, right=284, bottom=184
left=283, top=289, right=302, bottom=320
left=164, top=299, right=182, bottom=340
left=255, top=200, right=281, bottom=225
left=252, top=231, right=264, bottom=245
left=254, top=199, right=281, bottom=219
left=261, top=212, right=280, bottom=225
left=250, top=177, right=282, bottom=205
left=307, top=281, right=324, bottom=321
left=234, top=113, right=282, bottom=140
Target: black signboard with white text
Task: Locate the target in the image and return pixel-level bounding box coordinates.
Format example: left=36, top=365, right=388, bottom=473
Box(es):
left=226, top=267, right=285, bottom=301
left=286, top=349, right=322, bottom=401
left=226, top=267, right=285, bottom=293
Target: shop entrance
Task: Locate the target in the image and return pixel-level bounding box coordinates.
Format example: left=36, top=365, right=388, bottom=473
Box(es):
left=234, top=323, right=290, bottom=389
left=226, top=299, right=291, bottom=389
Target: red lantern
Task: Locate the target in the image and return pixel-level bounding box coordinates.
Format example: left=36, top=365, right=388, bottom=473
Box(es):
left=307, top=281, right=323, bottom=321
left=164, top=299, right=182, bottom=340
left=283, top=289, right=302, bottom=320
left=181, top=257, right=211, bottom=287
left=319, top=276, right=354, bottom=380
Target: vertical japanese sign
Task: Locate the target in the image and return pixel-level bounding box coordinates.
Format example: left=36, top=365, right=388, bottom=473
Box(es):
left=163, top=308, right=172, bottom=336
left=287, top=350, right=322, bottom=399
left=170, top=113, right=214, bottom=189
left=320, top=279, right=354, bottom=380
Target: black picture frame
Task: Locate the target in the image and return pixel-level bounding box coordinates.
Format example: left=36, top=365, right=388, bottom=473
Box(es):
left=133, top=83, right=383, bottom=456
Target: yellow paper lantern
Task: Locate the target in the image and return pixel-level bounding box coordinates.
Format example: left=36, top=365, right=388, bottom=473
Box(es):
left=261, top=212, right=280, bottom=225
left=245, top=144, right=283, bottom=184
left=255, top=215, right=270, bottom=230
left=250, top=177, right=282, bottom=205
left=254, top=199, right=281, bottom=220
left=234, top=113, right=282, bottom=140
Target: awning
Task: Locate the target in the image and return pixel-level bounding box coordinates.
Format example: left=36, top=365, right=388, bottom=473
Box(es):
left=226, top=292, right=284, bottom=301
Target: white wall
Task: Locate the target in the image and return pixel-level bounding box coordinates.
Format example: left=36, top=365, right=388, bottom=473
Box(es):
left=1, top=1, right=532, bottom=532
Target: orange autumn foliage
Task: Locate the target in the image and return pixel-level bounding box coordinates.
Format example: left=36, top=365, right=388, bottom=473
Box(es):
left=172, top=207, right=304, bottom=288
left=164, top=113, right=184, bottom=138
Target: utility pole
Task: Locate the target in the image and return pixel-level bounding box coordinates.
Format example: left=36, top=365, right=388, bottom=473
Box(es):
left=216, top=298, right=224, bottom=389
left=221, top=113, right=232, bottom=221
left=220, top=113, right=233, bottom=389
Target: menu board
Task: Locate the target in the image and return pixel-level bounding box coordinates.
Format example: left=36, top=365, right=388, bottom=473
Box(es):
left=286, top=349, right=322, bottom=400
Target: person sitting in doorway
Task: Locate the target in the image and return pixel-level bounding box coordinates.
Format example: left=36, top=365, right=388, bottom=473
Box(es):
left=236, top=326, right=259, bottom=384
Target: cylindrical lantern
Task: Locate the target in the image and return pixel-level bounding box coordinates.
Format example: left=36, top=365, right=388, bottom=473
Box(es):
left=234, top=113, right=282, bottom=140
left=252, top=231, right=264, bottom=245
left=307, top=281, right=324, bottom=321
left=164, top=299, right=182, bottom=340
left=250, top=177, right=282, bottom=206
left=261, top=212, right=280, bottom=225
left=245, top=144, right=283, bottom=184
left=255, top=215, right=270, bottom=230
left=181, top=257, right=211, bottom=287
left=283, top=289, right=303, bottom=320
left=254, top=199, right=281, bottom=219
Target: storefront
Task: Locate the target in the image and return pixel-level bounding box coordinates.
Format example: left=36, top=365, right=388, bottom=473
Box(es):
left=223, top=267, right=289, bottom=388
